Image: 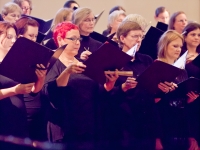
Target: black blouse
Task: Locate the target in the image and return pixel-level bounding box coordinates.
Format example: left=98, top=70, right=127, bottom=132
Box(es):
left=0, top=74, right=28, bottom=138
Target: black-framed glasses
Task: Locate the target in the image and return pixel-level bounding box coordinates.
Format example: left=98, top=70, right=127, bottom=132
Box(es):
left=65, top=37, right=82, bottom=42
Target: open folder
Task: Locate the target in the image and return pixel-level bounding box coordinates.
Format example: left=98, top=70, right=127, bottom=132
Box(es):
left=83, top=42, right=132, bottom=84
left=171, top=77, right=200, bottom=97
left=139, top=26, right=164, bottom=60
left=0, top=37, right=65, bottom=84
left=136, top=61, right=183, bottom=94
left=22, top=15, right=53, bottom=33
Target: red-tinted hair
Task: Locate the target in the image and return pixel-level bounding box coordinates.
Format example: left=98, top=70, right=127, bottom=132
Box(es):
left=53, top=21, right=79, bottom=46
left=0, top=21, right=17, bottom=36
left=15, top=16, right=39, bottom=35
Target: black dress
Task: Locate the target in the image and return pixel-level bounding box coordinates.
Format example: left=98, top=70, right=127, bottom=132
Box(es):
left=0, top=74, right=28, bottom=138
left=42, top=60, right=110, bottom=149
left=108, top=53, right=161, bottom=150
left=185, top=59, right=200, bottom=144
left=157, top=70, right=189, bottom=150
left=76, top=35, right=102, bottom=59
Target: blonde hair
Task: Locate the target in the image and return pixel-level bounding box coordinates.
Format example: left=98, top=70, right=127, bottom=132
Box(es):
left=1, top=2, right=22, bottom=16
left=117, top=21, right=142, bottom=47
left=158, top=30, right=183, bottom=59
left=52, top=8, right=73, bottom=31
left=123, top=14, right=149, bottom=32
left=108, top=10, right=126, bottom=28
left=72, top=7, right=92, bottom=26
left=12, top=0, right=32, bottom=10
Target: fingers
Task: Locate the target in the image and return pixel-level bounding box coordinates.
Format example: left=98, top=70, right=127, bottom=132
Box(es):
left=125, top=77, right=138, bottom=87
left=80, top=50, right=92, bottom=60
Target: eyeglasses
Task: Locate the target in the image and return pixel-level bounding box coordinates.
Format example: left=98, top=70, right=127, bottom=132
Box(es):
left=83, top=18, right=96, bottom=23
left=22, top=7, right=32, bottom=11
left=65, top=37, right=82, bottom=42
left=6, top=34, right=17, bottom=40
left=131, top=35, right=145, bottom=40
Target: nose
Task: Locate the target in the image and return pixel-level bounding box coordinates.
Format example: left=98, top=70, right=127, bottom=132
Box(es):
left=12, top=37, right=16, bottom=43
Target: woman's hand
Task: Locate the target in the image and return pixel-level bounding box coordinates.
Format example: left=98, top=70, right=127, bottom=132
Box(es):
left=104, top=69, right=119, bottom=91
left=14, top=83, right=35, bottom=94
left=158, top=81, right=177, bottom=93
left=64, top=62, right=86, bottom=74
left=122, top=77, right=138, bottom=92
left=35, top=64, right=48, bottom=81
left=80, top=50, right=92, bottom=61
left=187, top=91, right=199, bottom=103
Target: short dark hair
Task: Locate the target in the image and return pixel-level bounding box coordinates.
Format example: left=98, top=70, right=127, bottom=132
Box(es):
left=15, top=16, right=39, bottom=35
left=155, top=6, right=168, bottom=17
left=109, top=5, right=125, bottom=14
left=63, top=0, right=79, bottom=8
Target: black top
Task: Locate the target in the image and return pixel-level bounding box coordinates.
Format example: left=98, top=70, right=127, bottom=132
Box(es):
left=0, top=74, right=28, bottom=138
left=43, top=60, right=109, bottom=142
left=76, top=35, right=102, bottom=59
left=0, top=14, right=3, bottom=21
left=102, top=29, right=110, bottom=36
left=109, top=53, right=161, bottom=139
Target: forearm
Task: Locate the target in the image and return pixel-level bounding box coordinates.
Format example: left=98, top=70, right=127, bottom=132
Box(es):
left=0, top=86, right=17, bottom=100
left=32, top=79, right=45, bottom=93
left=56, top=71, right=70, bottom=87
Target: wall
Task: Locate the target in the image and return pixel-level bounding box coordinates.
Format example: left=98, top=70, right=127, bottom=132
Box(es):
left=0, top=0, right=199, bottom=33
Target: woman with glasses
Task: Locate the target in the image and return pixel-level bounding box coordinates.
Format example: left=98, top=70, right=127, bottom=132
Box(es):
left=42, top=22, right=118, bottom=147
left=15, top=16, right=48, bottom=141
left=168, top=11, right=188, bottom=34
left=12, top=0, right=32, bottom=16
left=1, top=2, right=22, bottom=23
left=105, top=20, right=164, bottom=150
left=72, top=7, right=102, bottom=60
left=0, top=21, right=46, bottom=138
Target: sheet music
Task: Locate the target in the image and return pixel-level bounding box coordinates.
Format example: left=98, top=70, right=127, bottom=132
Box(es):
left=126, top=43, right=138, bottom=57
left=173, top=50, right=188, bottom=69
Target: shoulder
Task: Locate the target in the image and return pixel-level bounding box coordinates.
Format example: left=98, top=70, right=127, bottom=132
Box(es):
left=136, top=53, right=153, bottom=64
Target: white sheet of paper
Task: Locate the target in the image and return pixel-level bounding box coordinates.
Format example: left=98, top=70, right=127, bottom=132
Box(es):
left=173, top=50, right=188, bottom=69
left=126, top=43, right=138, bottom=57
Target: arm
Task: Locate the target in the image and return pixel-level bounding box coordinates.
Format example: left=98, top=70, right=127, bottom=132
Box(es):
left=0, top=83, right=35, bottom=100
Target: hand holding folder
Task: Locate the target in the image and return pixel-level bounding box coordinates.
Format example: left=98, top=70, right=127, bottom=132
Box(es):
left=0, top=37, right=65, bottom=83
left=136, top=61, right=183, bottom=94
left=83, top=42, right=132, bottom=84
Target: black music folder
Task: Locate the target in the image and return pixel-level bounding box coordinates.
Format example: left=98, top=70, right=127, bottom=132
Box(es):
left=139, top=26, right=164, bottom=60
left=90, top=31, right=118, bottom=47
left=22, top=15, right=53, bottom=33
left=0, top=37, right=65, bottom=83
left=156, top=22, right=168, bottom=32
left=136, top=61, right=183, bottom=94
left=83, top=42, right=132, bottom=84
left=173, top=77, right=200, bottom=97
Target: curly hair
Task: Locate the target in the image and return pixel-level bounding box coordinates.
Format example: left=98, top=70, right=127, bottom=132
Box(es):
left=53, top=22, right=79, bottom=46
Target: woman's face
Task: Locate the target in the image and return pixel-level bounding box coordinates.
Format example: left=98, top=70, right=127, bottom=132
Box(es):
left=22, top=25, right=39, bottom=42
left=110, top=14, right=125, bottom=33
left=59, top=29, right=81, bottom=56
left=79, top=13, right=95, bottom=35
left=120, top=29, right=144, bottom=52
left=155, top=11, right=169, bottom=24
left=21, top=0, right=31, bottom=15
left=173, top=13, right=188, bottom=34
left=184, top=28, right=200, bottom=48
left=3, top=11, right=21, bottom=23
left=165, top=38, right=183, bottom=61
left=0, top=27, right=17, bottom=51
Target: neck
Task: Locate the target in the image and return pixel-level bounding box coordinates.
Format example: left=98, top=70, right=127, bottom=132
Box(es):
left=158, top=57, right=175, bottom=65
left=59, top=50, right=77, bottom=66
left=122, top=46, right=129, bottom=53
left=176, top=28, right=182, bottom=34
left=187, top=45, right=198, bottom=54
left=0, top=48, right=9, bottom=62
left=80, top=31, right=90, bottom=36
left=110, top=28, right=116, bottom=35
